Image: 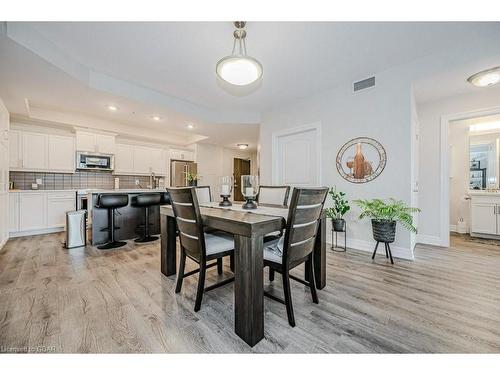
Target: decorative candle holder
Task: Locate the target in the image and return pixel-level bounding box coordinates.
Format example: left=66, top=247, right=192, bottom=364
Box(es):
left=218, top=176, right=233, bottom=207
left=241, top=175, right=258, bottom=209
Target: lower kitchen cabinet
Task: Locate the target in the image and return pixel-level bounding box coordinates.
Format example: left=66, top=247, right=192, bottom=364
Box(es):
left=9, top=190, right=76, bottom=237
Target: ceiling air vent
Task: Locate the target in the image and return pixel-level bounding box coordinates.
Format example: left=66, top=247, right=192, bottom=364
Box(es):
left=353, top=76, right=375, bottom=92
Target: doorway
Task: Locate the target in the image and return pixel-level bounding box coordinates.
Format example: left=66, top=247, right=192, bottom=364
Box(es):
left=233, top=158, right=251, bottom=201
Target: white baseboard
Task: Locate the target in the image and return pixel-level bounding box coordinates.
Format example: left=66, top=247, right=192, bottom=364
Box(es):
left=416, top=234, right=444, bottom=247
left=449, top=225, right=457, bottom=232
left=327, top=236, right=414, bottom=260
left=9, top=227, right=64, bottom=238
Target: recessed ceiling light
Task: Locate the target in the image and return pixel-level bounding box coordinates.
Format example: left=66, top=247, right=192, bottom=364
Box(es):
left=151, top=115, right=162, bottom=121
left=107, top=105, right=118, bottom=111
left=237, top=143, right=249, bottom=150
left=187, top=124, right=195, bottom=129
left=467, top=67, right=500, bottom=88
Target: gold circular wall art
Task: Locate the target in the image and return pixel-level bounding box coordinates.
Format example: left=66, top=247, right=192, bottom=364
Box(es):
left=336, top=137, right=387, bottom=183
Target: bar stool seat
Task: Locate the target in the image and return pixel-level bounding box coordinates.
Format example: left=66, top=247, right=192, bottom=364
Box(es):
left=132, top=193, right=161, bottom=243
left=95, top=193, right=129, bottom=250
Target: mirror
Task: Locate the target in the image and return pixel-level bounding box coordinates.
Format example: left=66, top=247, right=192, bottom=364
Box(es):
left=469, top=134, right=499, bottom=190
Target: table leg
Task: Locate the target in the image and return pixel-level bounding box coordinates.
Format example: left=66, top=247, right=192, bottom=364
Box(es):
left=305, top=216, right=326, bottom=289
left=160, top=214, right=177, bottom=276
left=234, top=234, right=264, bottom=347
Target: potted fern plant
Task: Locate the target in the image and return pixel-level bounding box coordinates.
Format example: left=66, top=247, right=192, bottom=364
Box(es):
left=354, top=198, right=420, bottom=243
left=325, top=188, right=350, bottom=232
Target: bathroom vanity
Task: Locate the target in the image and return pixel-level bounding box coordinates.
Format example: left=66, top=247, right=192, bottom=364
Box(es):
left=469, top=191, right=500, bottom=238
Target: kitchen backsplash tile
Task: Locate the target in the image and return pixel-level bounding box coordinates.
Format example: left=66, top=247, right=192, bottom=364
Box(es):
left=9, top=171, right=152, bottom=190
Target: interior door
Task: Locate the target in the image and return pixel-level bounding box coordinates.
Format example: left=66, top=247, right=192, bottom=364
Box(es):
left=275, top=126, right=319, bottom=186
left=233, top=158, right=251, bottom=201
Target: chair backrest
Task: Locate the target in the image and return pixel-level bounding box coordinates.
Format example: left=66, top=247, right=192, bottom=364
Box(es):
left=167, top=187, right=206, bottom=262
left=257, top=185, right=291, bottom=207
left=282, top=187, right=328, bottom=267
left=194, top=186, right=212, bottom=204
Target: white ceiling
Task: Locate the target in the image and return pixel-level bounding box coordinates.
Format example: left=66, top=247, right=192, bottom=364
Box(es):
left=2, top=21, right=500, bottom=148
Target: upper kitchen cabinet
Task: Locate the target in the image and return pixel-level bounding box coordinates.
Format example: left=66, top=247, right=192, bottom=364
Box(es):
left=170, top=148, right=194, bottom=161
left=48, top=135, right=75, bottom=172
left=10, top=129, right=75, bottom=173
left=22, top=132, right=48, bottom=170
left=114, top=143, right=167, bottom=176
left=76, top=130, right=115, bottom=154
left=114, top=143, right=135, bottom=175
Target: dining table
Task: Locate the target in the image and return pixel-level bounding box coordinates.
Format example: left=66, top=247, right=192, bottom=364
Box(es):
left=159, top=201, right=327, bottom=347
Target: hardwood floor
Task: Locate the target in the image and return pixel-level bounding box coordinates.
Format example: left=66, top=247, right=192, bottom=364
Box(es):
left=0, top=233, right=499, bottom=353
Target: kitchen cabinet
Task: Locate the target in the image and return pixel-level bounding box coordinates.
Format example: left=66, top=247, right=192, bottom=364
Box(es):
left=10, top=130, right=75, bottom=173
left=170, top=148, right=194, bottom=161
left=22, top=131, right=48, bottom=170
left=9, top=190, right=76, bottom=237
left=9, top=193, right=19, bottom=232
left=47, top=191, right=75, bottom=228
left=19, top=192, right=47, bottom=232
left=114, top=143, right=135, bottom=174
left=76, top=130, right=115, bottom=154
left=114, top=143, right=166, bottom=176
left=9, top=129, right=21, bottom=169
left=48, top=135, right=75, bottom=172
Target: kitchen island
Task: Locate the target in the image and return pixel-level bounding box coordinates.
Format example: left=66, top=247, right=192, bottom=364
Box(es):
left=89, top=189, right=166, bottom=246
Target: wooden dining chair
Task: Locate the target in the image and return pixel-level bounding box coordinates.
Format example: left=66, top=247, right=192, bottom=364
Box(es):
left=264, top=187, right=328, bottom=327
left=194, top=185, right=211, bottom=204
left=168, top=187, right=235, bottom=312
left=257, top=185, right=291, bottom=207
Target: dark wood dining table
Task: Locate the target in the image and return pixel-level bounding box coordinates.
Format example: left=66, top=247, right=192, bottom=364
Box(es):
left=159, top=203, right=326, bottom=347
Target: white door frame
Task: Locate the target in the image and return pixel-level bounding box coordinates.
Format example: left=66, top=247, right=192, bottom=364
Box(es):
left=440, top=105, right=500, bottom=247
left=272, top=122, right=322, bottom=186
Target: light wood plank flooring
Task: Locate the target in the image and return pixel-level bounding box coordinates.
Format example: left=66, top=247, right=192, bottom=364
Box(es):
left=0, top=233, right=499, bottom=353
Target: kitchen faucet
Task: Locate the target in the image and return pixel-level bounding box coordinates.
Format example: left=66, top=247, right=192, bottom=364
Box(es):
left=149, top=172, right=156, bottom=189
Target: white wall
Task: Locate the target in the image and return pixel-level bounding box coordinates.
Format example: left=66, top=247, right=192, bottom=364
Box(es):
left=0, top=97, right=9, bottom=249
left=260, top=67, right=415, bottom=259
left=417, top=88, right=500, bottom=242
left=195, top=143, right=257, bottom=200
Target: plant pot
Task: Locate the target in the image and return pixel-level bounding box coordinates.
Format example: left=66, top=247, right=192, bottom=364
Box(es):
left=371, top=219, right=396, bottom=243
left=332, top=218, right=345, bottom=232
left=188, top=180, right=198, bottom=187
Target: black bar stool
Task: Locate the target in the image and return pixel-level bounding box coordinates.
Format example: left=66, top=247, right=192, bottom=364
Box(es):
left=95, top=193, right=129, bottom=250
left=132, top=193, right=161, bottom=242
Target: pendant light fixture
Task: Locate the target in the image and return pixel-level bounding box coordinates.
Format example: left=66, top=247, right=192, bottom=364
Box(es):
left=216, top=21, right=263, bottom=86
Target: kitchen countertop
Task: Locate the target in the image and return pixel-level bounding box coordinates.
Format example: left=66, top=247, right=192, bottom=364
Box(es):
left=468, top=190, right=500, bottom=196
left=86, top=188, right=167, bottom=194
left=9, top=189, right=76, bottom=193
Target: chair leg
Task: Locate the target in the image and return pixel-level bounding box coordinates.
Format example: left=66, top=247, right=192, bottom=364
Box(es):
left=372, top=242, right=379, bottom=259
left=269, top=268, right=275, bottom=281
left=306, top=255, right=319, bottom=304
left=385, top=243, right=389, bottom=258
left=386, top=243, right=394, bottom=264
left=217, top=258, right=223, bottom=275
left=229, top=254, right=235, bottom=272
left=282, top=270, right=295, bottom=327
left=194, top=262, right=206, bottom=312
left=175, top=251, right=186, bottom=293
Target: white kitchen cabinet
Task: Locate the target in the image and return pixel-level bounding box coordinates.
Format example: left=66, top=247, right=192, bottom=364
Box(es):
left=9, top=193, right=19, bottom=232
left=76, top=130, right=115, bottom=154
left=150, top=148, right=166, bottom=175
left=9, top=129, right=21, bottom=169
left=470, top=203, right=497, bottom=235
left=48, top=134, right=75, bottom=172
left=22, top=131, right=48, bottom=171
left=19, top=192, right=47, bottom=232
left=133, top=146, right=151, bottom=175
left=170, top=148, right=194, bottom=161
left=114, top=143, right=135, bottom=174
left=47, top=191, right=75, bottom=228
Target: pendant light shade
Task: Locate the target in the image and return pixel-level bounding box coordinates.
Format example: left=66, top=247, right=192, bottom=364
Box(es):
left=216, top=22, right=263, bottom=86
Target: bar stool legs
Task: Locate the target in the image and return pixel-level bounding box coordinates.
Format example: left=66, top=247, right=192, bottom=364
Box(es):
left=98, top=208, right=127, bottom=250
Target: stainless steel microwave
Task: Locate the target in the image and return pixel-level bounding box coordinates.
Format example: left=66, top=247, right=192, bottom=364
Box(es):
left=76, top=151, right=114, bottom=171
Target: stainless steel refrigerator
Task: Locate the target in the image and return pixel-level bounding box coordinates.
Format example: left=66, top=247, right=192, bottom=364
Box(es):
left=170, top=160, right=197, bottom=187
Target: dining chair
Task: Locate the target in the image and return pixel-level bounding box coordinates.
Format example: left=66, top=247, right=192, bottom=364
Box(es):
left=257, top=185, right=291, bottom=207
left=263, top=187, right=328, bottom=327
left=194, top=185, right=212, bottom=204
left=256, top=185, right=291, bottom=242
left=168, top=187, right=235, bottom=312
